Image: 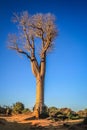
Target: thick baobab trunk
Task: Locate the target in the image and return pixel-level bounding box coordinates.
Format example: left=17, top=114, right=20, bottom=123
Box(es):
left=31, top=54, right=46, bottom=115
left=35, top=75, right=44, bottom=114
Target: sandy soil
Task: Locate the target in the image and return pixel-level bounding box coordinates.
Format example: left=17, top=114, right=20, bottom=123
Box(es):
left=0, top=113, right=86, bottom=130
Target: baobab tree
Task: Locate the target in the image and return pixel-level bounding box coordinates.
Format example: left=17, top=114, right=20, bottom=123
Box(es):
left=8, top=12, right=58, bottom=115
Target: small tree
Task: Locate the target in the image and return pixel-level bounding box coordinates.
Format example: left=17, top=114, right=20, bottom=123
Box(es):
left=12, top=102, right=24, bottom=114
left=8, top=12, right=58, bottom=115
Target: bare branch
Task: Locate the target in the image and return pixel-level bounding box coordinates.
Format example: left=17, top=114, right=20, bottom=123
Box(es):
left=31, top=24, right=44, bottom=33
left=18, top=49, right=31, bottom=59
left=31, top=36, right=35, bottom=49
left=8, top=46, right=31, bottom=59
left=22, top=24, right=33, bottom=50
left=12, top=13, right=20, bottom=23
left=8, top=12, right=58, bottom=64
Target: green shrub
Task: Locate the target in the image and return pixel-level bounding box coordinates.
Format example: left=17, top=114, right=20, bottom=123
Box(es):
left=60, top=108, right=72, bottom=117
left=12, top=102, right=24, bottom=114
left=48, top=107, right=58, bottom=117
left=22, top=108, right=31, bottom=114
left=0, top=106, right=12, bottom=115
left=68, top=112, right=80, bottom=120
left=39, top=106, right=49, bottom=119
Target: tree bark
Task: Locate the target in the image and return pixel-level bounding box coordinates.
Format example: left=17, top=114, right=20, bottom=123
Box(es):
left=30, top=47, right=46, bottom=116
left=31, top=54, right=46, bottom=115
left=35, top=75, right=44, bottom=114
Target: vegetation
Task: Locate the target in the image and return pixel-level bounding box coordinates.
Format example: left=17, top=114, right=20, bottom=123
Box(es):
left=12, top=102, right=25, bottom=114
left=77, top=109, right=87, bottom=118
left=0, top=102, right=31, bottom=115
left=0, top=105, right=12, bottom=115
left=22, top=108, right=31, bottom=114
left=83, top=117, right=87, bottom=125
left=48, top=107, right=85, bottom=121
left=39, top=106, right=49, bottom=118
left=0, top=102, right=87, bottom=121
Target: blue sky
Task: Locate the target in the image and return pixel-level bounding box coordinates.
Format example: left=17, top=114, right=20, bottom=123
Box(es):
left=0, top=0, right=87, bottom=111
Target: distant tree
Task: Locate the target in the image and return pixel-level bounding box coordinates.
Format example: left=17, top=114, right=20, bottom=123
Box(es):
left=12, top=102, right=24, bottom=114
left=8, top=12, right=58, bottom=115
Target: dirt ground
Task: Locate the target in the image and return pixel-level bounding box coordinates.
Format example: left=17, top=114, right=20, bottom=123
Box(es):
left=0, top=113, right=86, bottom=130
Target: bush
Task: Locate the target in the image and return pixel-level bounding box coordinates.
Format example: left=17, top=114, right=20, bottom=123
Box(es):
left=6, top=107, right=12, bottom=115
left=48, top=107, right=58, bottom=117
left=60, top=108, right=72, bottom=117
left=12, top=102, right=24, bottom=114
left=0, top=106, right=12, bottom=115
left=0, top=106, right=6, bottom=114
left=68, top=111, right=80, bottom=120
left=83, top=117, right=87, bottom=124
left=48, top=107, right=67, bottom=121
left=22, top=108, right=31, bottom=114
left=39, top=106, right=49, bottom=119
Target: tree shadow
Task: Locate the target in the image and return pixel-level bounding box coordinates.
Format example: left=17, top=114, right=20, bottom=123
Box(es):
left=24, top=116, right=36, bottom=121
left=0, top=118, right=56, bottom=130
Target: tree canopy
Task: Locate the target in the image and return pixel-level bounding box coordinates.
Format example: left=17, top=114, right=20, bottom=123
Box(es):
left=8, top=12, right=57, bottom=61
